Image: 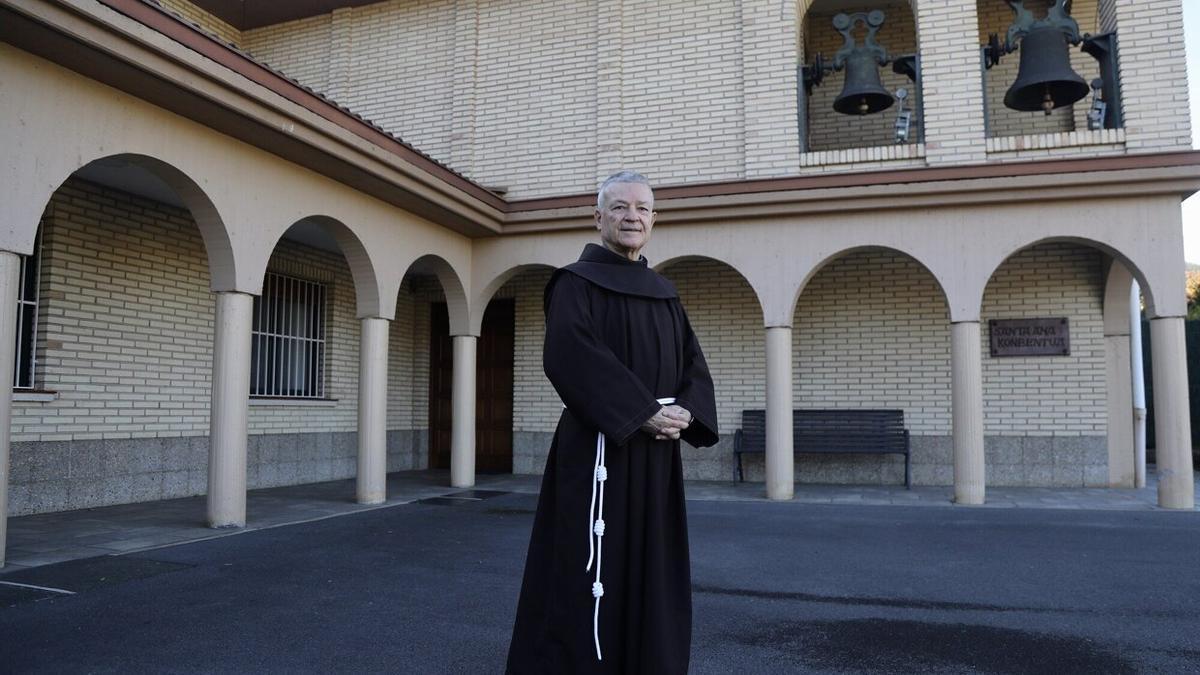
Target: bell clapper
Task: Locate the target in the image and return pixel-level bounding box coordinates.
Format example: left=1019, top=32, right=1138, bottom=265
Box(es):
left=1041, top=87, right=1054, bottom=115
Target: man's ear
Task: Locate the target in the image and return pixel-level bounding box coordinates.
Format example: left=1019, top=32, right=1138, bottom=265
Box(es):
left=594, top=208, right=603, bottom=229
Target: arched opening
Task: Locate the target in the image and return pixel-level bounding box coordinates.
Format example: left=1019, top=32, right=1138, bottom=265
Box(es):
left=799, top=0, right=922, bottom=152
left=657, top=256, right=766, bottom=481
left=980, top=241, right=1112, bottom=486
left=6, top=154, right=232, bottom=563
left=247, top=215, right=381, bottom=489
left=391, top=255, right=484, bottom=474
left=787, top=247, right=951, bottom=486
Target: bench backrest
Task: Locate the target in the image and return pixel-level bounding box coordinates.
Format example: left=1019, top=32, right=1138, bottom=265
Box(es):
left=738, top=409, right=907, bottom=452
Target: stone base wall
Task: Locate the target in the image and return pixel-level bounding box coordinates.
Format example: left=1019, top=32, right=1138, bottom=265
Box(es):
left=513, top=430, right=552, bottom=476
left=514, top=431, right=1107, bottom=489
left=729, top=435, right=1107, bottom=488
left=9, top=430, right=427, bottom=516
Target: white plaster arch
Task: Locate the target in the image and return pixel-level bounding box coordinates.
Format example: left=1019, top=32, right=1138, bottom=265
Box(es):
left=257, top=215, right=386, bottom=320
left=790, top=245, right=952, bottom=323
left=971, top=235, right=1168, bottom=322
left=20, top=153, right=238, bottom=291
left=632, top=225, right=792, bottom=328
left=655, top=254, right=768, bottom=327
left=469, top=234, right=584, bottom=336
left=470, top=263, right=557, bottom=336
left=402, top=254, right=472, bottom=337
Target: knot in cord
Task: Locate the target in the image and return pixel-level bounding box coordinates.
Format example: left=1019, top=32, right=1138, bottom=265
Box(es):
left=582, top=398, right=674, bottom=662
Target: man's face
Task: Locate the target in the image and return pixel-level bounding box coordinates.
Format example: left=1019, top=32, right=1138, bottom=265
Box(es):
left=595, top=181, right=656, bottom=260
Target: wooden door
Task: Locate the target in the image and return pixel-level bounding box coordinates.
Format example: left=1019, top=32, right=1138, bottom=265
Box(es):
left=428, top=299, right=514, bottom=472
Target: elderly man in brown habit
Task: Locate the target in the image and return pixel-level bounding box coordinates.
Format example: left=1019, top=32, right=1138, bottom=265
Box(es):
left=506, top=170, right=719, bottom=674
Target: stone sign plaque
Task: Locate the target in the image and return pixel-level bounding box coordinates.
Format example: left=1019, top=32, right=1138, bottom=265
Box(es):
left=988, top=318, right=1070, bottom=357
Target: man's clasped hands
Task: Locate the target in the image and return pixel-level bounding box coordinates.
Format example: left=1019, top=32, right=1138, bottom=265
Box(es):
left=640, top=405, right=693, bottom=441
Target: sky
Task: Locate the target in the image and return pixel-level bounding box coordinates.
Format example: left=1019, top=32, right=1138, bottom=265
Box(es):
left=1182, top=0, right=1200, bottom=263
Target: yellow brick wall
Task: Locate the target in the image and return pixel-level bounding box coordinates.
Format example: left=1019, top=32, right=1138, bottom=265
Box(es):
left=241, top=14, right=334, bottom=98
left=156, top=0, right=243, bottom=47
left=980, top=242, right=1106, bottom=435
left=20, top=180, right=217, bottom=442
left=172, top=0, right=1189, bottom=192
left=789, top=251, right=952, bottom=432
left=915, top=0, right=988, bottom=163
left=615, top=0, right=746, bottom=185
left=241, top=0, right=804, bottom=198
left=802, top=3, right=923, bottom=151
left=16, top=179, right=1109, bottom=486
left=16, top=179, right=431, bottom=445
left=502, top=244, right=1106, bottom=442
left=470, top=0, right=598, bottom=194
left=387, top=281, right=417, bottom=430
left=502, top=268, right=559, bottom=433
left=1112, top=0, right=1192, bottom=150
left=246, top=240, right=361, bottom=435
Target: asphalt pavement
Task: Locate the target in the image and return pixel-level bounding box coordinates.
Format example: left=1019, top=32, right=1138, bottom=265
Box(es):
left=2, top=491, right=1198, bottom=673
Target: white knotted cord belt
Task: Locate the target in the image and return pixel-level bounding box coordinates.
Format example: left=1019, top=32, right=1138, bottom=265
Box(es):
left=585, top=396, right=676, bottom=661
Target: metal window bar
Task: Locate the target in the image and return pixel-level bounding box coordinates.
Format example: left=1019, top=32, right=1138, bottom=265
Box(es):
left=250, top=272, right=327, bottom=398
left=13, top=237, right=40, bottom=390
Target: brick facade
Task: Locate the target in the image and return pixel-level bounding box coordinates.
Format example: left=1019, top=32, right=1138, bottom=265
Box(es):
left=239, top=0, right=804, bottom=198
left=158, top=0, right=1192, bottom=193
left=3, top=0, right=1188, bottom=518
left=7, top=179, right=433, bottom=515
left=496, top=245, right=1108, bottom=487
left=156, top=0, right=242, bottom=47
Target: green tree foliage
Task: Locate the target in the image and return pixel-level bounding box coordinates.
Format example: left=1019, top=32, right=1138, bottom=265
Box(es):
left=1188, top=270, right=1200, bottom=320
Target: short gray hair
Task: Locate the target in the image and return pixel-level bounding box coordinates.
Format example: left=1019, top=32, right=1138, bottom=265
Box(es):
left=597, top=170, right=653, bottom=209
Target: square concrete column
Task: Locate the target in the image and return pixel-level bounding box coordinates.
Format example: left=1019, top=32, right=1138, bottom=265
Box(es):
left=0, top=252, right=22, bottom=567
left=765, top=326, right=794, bottom=500
left=951, top=321, right=986, bottom=505
left=357, top=317, right=389, bottom=504
left=208, top=291, right=253, bottom=528
left=1149, top=317, right=1195, bottom=509
left=1104, top=333, right=1135, bottom=487
left=450, top=334, right=477, bottom=488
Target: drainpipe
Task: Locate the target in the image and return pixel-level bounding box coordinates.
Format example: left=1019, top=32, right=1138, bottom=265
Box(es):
left=1130, top=282, right=1147, bottom=489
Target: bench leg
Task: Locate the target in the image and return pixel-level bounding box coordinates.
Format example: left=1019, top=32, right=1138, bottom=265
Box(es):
left=736, top=453, right=744, bottom=482
left=905, top=455, right=911, bottom=489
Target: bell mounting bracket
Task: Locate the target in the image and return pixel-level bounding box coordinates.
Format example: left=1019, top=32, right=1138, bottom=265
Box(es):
left=833, top=11, right=891, bottom=70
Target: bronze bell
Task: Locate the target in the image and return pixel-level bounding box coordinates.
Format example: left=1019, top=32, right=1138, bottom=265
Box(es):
left=1005, top=26, right=1090, bottom=114
left=998, top=0, right=1090, bottom=115
left=831, top=11, right=894, bottom=116
left=834, top=49, right=895, bottom=115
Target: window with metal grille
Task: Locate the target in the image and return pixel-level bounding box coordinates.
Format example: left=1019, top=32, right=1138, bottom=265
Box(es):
left=250, top=272, right=327, bottom=398
left=13, top=238, right=40, bottom=390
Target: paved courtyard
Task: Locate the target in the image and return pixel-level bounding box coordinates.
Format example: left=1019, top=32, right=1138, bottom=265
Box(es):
left=1, top=472, right=1198, bottom=673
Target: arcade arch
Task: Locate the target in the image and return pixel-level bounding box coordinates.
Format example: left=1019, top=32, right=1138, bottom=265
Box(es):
left=787, top=247, right=952, bottom=486
left=3, top=153, right=232, bottom=558
left=657, top=256, right=767, bottom=481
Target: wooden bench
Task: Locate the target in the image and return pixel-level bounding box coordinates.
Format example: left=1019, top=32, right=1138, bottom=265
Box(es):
left=732, top=409, right=911, bottom=488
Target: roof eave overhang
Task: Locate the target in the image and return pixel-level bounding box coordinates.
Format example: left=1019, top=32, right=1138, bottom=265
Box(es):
left=1, top=0, right=508, bottom=236
left=503, top=155, right=1200, bottom=232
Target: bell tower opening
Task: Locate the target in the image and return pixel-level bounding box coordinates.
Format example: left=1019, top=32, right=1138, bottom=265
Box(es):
left=977, top=0, right=1121, bottom=138
left=798, top=0, right=922, bottom=152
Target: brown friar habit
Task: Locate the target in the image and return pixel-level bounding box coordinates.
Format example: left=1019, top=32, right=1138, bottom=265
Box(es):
left=506, top=243, right=719, bottom=675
